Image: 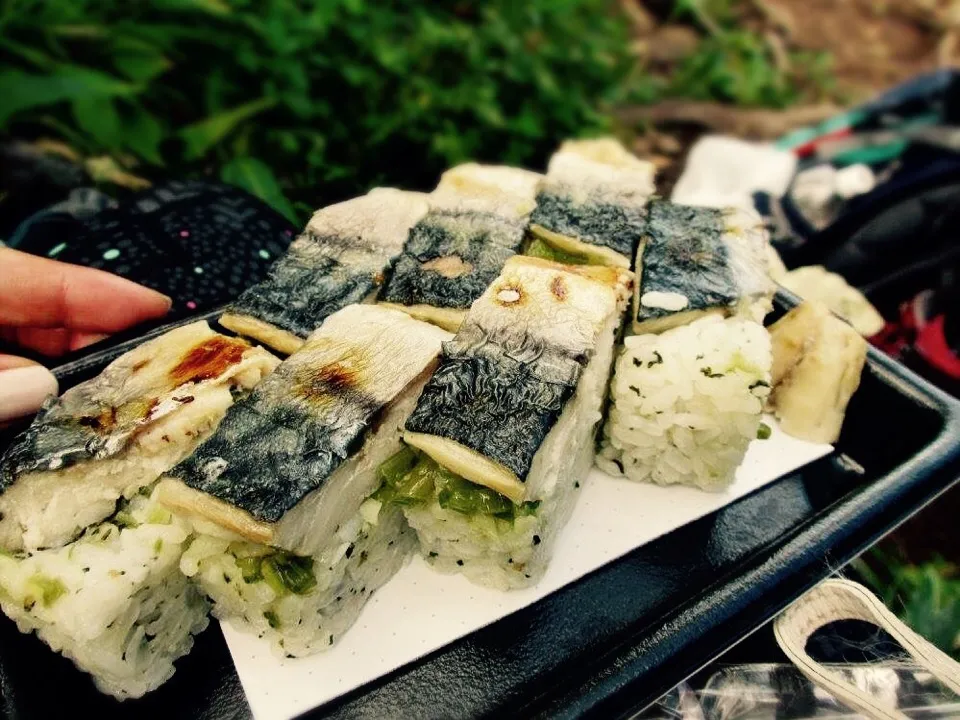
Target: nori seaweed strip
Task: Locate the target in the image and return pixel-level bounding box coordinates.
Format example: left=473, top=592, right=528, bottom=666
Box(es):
left=404, top=323, right=584, bottom=481
left=380, top=211, right=525, bottom=310
left=230, top=232, right=383, bottom=338
left=530, top=191, right=646, bottom=257
left=168, top=388, right=378, bottom=523
left=635, top=201, right=738, bottom=324
left=166, top=306, right=447, bottom=523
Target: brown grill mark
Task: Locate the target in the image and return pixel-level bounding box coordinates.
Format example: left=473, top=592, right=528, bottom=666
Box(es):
left=422, top=255, right=474, bottom=279
left=550, top=276, right=567, bottom=301
left=131, top=359, right=151, bottom=372
left=294, top=348, right=369, bottom=402
left=171, top=336, right=249, bottom=384
left=79, top=406, right=118, bottom=432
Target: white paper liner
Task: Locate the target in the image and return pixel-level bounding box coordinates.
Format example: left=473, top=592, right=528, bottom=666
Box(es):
left=223, top=418, right=832, bottom=720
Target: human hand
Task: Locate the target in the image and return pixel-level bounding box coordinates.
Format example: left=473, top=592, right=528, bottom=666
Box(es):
left=0, top=247, right=172, bottom=422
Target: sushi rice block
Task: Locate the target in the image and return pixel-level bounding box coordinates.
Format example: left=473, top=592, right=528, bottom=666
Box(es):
left=157, top=305, right=450, bottom=656
left=221, top=188, right=430, bottom=354
left=598, top=315, right=772, bottom=491
left=0, top=493, right=209, bottom=700
left=633, top=201, right=776, bottom=335
left=529, top=138, right=656, bottom=269
left=383, top=256, right=634, bottom=590
left=380, top=163, right=543, bottom=332
left=0, top=322, right=279, bottom=553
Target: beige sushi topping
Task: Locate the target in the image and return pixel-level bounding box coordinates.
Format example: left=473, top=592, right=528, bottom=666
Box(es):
left=403, top=432, right=526, bottom=503
left=155, top=478, right=275, bottom=544
left=218, top=313, right=305, bottom=355
left=766, top=301, right=867, bottom=444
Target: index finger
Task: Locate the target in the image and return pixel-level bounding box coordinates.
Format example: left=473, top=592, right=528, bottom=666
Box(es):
left=0, top=247, right=172, bottom=332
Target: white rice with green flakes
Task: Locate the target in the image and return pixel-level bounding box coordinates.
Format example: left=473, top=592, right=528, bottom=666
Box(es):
left=598, top=315, right=772, bottom=491
left=181, top=504, right=414, bottom=658
left=0, top=493, right=209, bottom=700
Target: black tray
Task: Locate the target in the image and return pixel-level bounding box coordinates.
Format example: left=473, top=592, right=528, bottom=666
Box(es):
left=2, top=294, right=959, bottom=720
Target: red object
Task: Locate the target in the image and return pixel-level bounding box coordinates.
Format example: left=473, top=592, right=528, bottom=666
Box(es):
left=793, top=127, right=854, bottom=158
left=916, top=315, right=960, bottom=379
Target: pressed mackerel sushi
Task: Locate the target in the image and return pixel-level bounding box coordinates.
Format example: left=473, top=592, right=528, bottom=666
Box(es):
left=220, top=188, right=429, bottom=353
left=529, top=138, right=656, bottom=268
left=379, top=256, right=633, bottom=590
left=598, top=315, right=772, bottom=491
left=0, top=322, right=279, bottom=553
left=379, top=163, right=542, bottom=331
left=0, top=493, right=209, bottom=700
left=633, top=201, right=775, bottom=335
left=157, top=305, right=450, bottom=656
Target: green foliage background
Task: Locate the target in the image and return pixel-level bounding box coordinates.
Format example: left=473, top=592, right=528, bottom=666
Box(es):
left=0, top=0, right=638, bottom=222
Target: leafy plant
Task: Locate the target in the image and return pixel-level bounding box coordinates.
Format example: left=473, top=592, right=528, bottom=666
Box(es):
left=852, top=549, right=960, bottom=661
left=0, top=0, right=636, bottom=223
left=667, top=0, right=834, bottom=107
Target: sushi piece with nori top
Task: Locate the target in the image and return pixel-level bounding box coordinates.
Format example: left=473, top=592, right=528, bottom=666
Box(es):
left=0, top=492, right=210, bottom=700
left=0, top=322, right=279, bottom=554
left=379, top=163, right=542, bottom=331
left=156, top=304, right=450, bottom=656
left=632, top=201, right=775, bottom=334
left=392, top=256, right=633, bottom=589
left=529, top=138, right=656, bottom=269
left=220, top=188, right=429, bottom=354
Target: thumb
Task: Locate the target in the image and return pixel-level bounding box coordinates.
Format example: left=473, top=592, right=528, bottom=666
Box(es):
left=0, top=357, right=59, bottom=424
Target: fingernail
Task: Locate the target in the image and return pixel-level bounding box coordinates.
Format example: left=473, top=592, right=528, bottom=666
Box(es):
left=0, top=366, right=59, bottom=422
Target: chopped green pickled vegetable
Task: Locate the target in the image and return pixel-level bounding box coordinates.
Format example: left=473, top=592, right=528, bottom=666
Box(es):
left=436, top=472, right=514, bottom=516
left=725, top=350, right=762, bottom=376
left=27, top=575, right=67, bottom=607
left=263, top=610, right=281, bottom=629
left=153, top=539, right=164, bottom=554
left=374, top=450, right=435, bottom=505
left=375, top=451, right=539, bottom=522
left=525, top=237, right=588, bottom=265
left=146, top=506, right=173, bottom=525
left=261, top=553, right=317, bottom=596
left=377, top=444, right=419, bottom=484
left=113, top=510, right=140, bottom=529
left=393, top=461, right=437, bottom=503
left=237, top=556, right=263, bottom=583
left=757, top=422, right=772, bottom=440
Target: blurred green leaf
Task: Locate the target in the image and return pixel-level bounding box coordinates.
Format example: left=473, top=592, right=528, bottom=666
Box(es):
left=71, top=96, right=121, bottom=149
left=123, top=105, right=165, bottom=165
left=180, top=97, right=277, bottom=160
left=0, top=68, right=141, bottom=125
left=221, top=156, right=297, bottom=223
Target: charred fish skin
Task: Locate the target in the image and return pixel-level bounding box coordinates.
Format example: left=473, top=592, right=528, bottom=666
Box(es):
left=633, top=201, right=775, bottom=332
left=636, top=201, right=735, bottom=325
left=405, top=324, right=581, bottom=480
left=530, top=191, right=645, bottom=257
left=404, top=256, right=630, bottom=484
left=530, top=138, right=656, bottom=260
left=167, top=305, right=448, bottom=524
left=229, top=234, right=382, bottom=339
left=380, top=211, right=522, bottom=310
left=225, top=189, right=429, bottom=342
left=0, top=325, right=268, bottom=487
left=380, top=164, right=542, bottom=315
